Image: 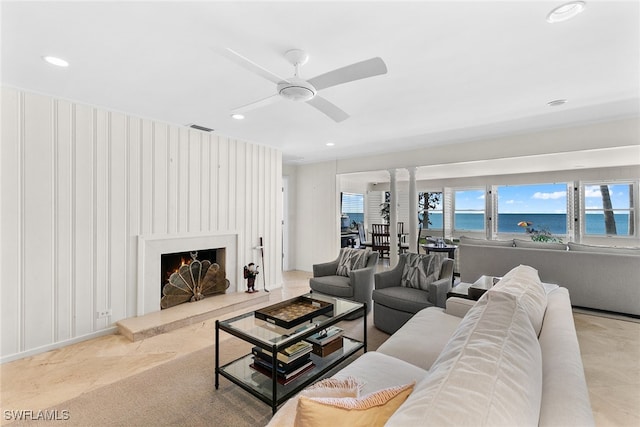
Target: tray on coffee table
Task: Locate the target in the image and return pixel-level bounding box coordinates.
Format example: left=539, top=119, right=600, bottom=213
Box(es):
left=254, top=296, right=333, bottom=329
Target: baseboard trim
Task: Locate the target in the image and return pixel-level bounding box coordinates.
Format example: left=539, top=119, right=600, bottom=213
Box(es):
left=0, top=327, right=118, bottom=364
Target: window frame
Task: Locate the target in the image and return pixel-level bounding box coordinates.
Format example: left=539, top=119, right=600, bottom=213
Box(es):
left=580, top=181, right=637, bottom=239
left=453, top=187, right=486, bottom=233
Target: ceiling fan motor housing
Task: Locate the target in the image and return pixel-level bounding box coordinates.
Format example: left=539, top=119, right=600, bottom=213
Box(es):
left=278, top=77, right=316, bottom=101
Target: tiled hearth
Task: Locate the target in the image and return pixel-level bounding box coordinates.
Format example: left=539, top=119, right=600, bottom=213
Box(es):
left=117, top=291, right=269, bottom=341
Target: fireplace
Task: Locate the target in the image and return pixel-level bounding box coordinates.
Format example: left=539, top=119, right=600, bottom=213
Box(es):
left=160, top=249, right=229, bottom=309
left=137, top=233, right=239, bottom=316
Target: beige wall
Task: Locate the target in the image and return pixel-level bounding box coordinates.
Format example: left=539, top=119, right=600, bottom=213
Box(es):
left=1, top=87, right=282, bottom=361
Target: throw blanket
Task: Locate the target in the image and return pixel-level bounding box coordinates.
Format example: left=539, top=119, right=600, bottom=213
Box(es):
left=401, top=253, right=441, bottom=291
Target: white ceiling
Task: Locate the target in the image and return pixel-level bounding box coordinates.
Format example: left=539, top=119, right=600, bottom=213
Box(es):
left=2, top=1, right=639, bottom=168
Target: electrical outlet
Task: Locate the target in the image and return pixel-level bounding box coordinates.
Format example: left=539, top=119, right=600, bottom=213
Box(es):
left=97, top=309, right=112, bottom=319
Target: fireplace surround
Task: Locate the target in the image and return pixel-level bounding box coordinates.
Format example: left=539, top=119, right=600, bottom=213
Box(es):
left=137, top=233, right=238, bottom=316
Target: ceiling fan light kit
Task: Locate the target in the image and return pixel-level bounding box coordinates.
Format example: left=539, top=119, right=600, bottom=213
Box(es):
left=225, top=47, right=387, bottom=122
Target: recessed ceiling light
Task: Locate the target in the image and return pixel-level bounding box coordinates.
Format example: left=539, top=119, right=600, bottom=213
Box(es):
left=546, top=1, right=586, bottom=23
left=326, top=142, right=335, bottom=147
left=42, top=56, right=69, bottom=67
left=547, top=99, right=568, bottom=107
left=231, top=113, right=245, bottom=120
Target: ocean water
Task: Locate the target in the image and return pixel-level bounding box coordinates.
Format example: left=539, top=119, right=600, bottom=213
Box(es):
left=426, top=213, right=631, bottom=235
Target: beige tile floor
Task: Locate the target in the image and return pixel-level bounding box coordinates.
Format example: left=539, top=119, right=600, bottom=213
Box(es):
left=1, top=270, right=639, bottom=426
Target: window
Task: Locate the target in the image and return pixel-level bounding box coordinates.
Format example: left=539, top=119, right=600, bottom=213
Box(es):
left=341, top=192, right=364, bottom=227
left=583, top=183, right=635, bottom=236
left=497, top=183, right=567, bottom=236
left=454, top=189, right=485, bottom=231
left=419, top=192, right=443, bottom=230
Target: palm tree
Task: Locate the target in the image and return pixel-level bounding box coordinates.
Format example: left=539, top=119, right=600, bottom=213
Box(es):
left=600, top=185, right=617, bottom=235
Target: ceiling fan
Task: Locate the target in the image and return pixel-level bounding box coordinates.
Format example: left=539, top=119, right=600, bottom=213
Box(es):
left=223, top=48, right=387, bottom=122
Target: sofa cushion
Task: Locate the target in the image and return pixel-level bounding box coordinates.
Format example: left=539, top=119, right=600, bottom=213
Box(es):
left=568, top=242, right=640, bottom=255
left=376, top=307, right=462, bottom=370
left=336, top=248, right=370, bottom=276
left=267, top=377, right=363, bottom=427
left=333, top=351, right=428, bottom=396
left=386, top=291, right=542, bottom=426
left=491, top=264, right=547, bottom=336
left=459, top=236, right=514, bottom=246
left=514, top=238, right=567, bottom=250
left=400, top=253, right=441, bottom=291
left=295, top=382, right=414, bottom=427
left=372, top=286, right=433, bottom=314
left=309, top=275, right=353, bottom=298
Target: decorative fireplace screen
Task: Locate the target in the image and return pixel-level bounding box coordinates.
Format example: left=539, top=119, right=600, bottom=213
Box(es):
left=161, top=251, right=230, bottom=309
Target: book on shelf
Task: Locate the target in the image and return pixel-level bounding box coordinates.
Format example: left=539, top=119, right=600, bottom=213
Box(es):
left=252, top=355, right=312, bottom=378
left=250, top=361, right=315, bottom=385
left=305, top=326, right=344, bottom=346
left=252, top=348, right=312, bottom=373
left=251, top=343, right=312, bottom=365
left=282, top=340, right=313, bottom=357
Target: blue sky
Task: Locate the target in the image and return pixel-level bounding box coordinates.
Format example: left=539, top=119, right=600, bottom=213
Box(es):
left=584, top=184, right=631, bottom=210
left=498, top=184, right=567, bottom=214
left=439, top=184, right=631, bottom=214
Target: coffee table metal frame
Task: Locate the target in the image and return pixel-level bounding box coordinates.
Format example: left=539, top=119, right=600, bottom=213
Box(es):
left=215, top=293, right=366, bottom=414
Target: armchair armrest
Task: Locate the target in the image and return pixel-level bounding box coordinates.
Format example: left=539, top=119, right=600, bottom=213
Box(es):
left=350, top=266, right=376, bottom=314
left=427, top=277, right=452, bottom=308
left=445, top=297, right=476, bottom=318
left=312, top=258, right=339, bottom=278
left=374, top=261, right=404, bottom=290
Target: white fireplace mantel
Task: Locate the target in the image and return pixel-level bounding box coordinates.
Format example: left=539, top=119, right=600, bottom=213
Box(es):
left=137, top=233, right=239, bottom=316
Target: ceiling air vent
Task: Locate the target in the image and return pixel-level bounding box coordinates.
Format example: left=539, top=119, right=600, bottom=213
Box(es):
left=187, top=124, right=214, bottom=132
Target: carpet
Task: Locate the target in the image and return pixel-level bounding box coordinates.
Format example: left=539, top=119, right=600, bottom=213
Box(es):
left=10, top=313, right=389, bottom=427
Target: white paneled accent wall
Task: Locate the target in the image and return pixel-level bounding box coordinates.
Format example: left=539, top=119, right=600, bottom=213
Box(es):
left=0, top=87, right=282, bottom=361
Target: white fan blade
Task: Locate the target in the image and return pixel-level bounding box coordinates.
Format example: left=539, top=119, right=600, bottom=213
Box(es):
left=306, top=96, right=349, bottom=122
left=232, top=94, right=281, bottom=114
left=308, top=57, right=387, bottom=91
left=220, top=48, right=287, bottom=84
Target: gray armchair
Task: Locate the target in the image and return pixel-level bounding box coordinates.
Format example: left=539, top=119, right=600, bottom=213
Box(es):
left=372, top=253, right=453, bottom=334
left=310, top=249, right=379, bottom=318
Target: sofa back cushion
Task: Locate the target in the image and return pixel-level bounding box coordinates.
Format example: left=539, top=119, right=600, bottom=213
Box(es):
left=514, top=238, right=567, bottom=250
left=492, top=264, right=547, bottom=336
left=459, top=236, right=514, bottom=246
left=568, top=242, right=640, bottom=255
left=386, top=291, right=542, bottom=426
left=336, top=248, right=370, bottom=277
left=400, top=253, right=441, bottom=291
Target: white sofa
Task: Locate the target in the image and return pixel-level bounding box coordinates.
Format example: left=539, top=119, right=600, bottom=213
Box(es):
left=267, top=265, right=594, bottom=426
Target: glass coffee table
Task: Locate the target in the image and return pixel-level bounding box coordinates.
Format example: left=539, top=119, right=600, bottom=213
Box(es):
left=215, top=293, right=366, bottom=414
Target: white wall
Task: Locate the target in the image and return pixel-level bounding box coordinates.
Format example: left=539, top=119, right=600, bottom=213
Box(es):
left=1, top=87, right=282, bottom=361
left=292, top=161, right=340, bottom=272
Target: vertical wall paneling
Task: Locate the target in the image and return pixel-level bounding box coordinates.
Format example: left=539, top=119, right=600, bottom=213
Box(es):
left=140, top=120, right=153, bottom=235
left=95, top=110, right=109, bottom=330
left=126, top=117, right=140, bottom=316
left=201, top=134, right=211, bottom=231
left=1, top=88, right=22, bottom=354
left=110, top=112, right=128, bottom=322
left=209, top=134, right=219, bottom=232
left=55, top=100, right=73, bottom=341
left=218, top=137, right=229, bottom=230
left=178, top=128, right=189, bottom=233
left=167, top=126, right=179, bottom=234
left=1, top=87, right=283, bottom=360
left=72, top=104, right=94, bottom=336
left=22, top=93, right=55, bottom=349
left=153, top=122, right=168, bottom=235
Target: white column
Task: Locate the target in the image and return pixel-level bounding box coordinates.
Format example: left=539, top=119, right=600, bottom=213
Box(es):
left=408, top=167, right=418, bottom=253
left=389, top=169, right=399, bottom=267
